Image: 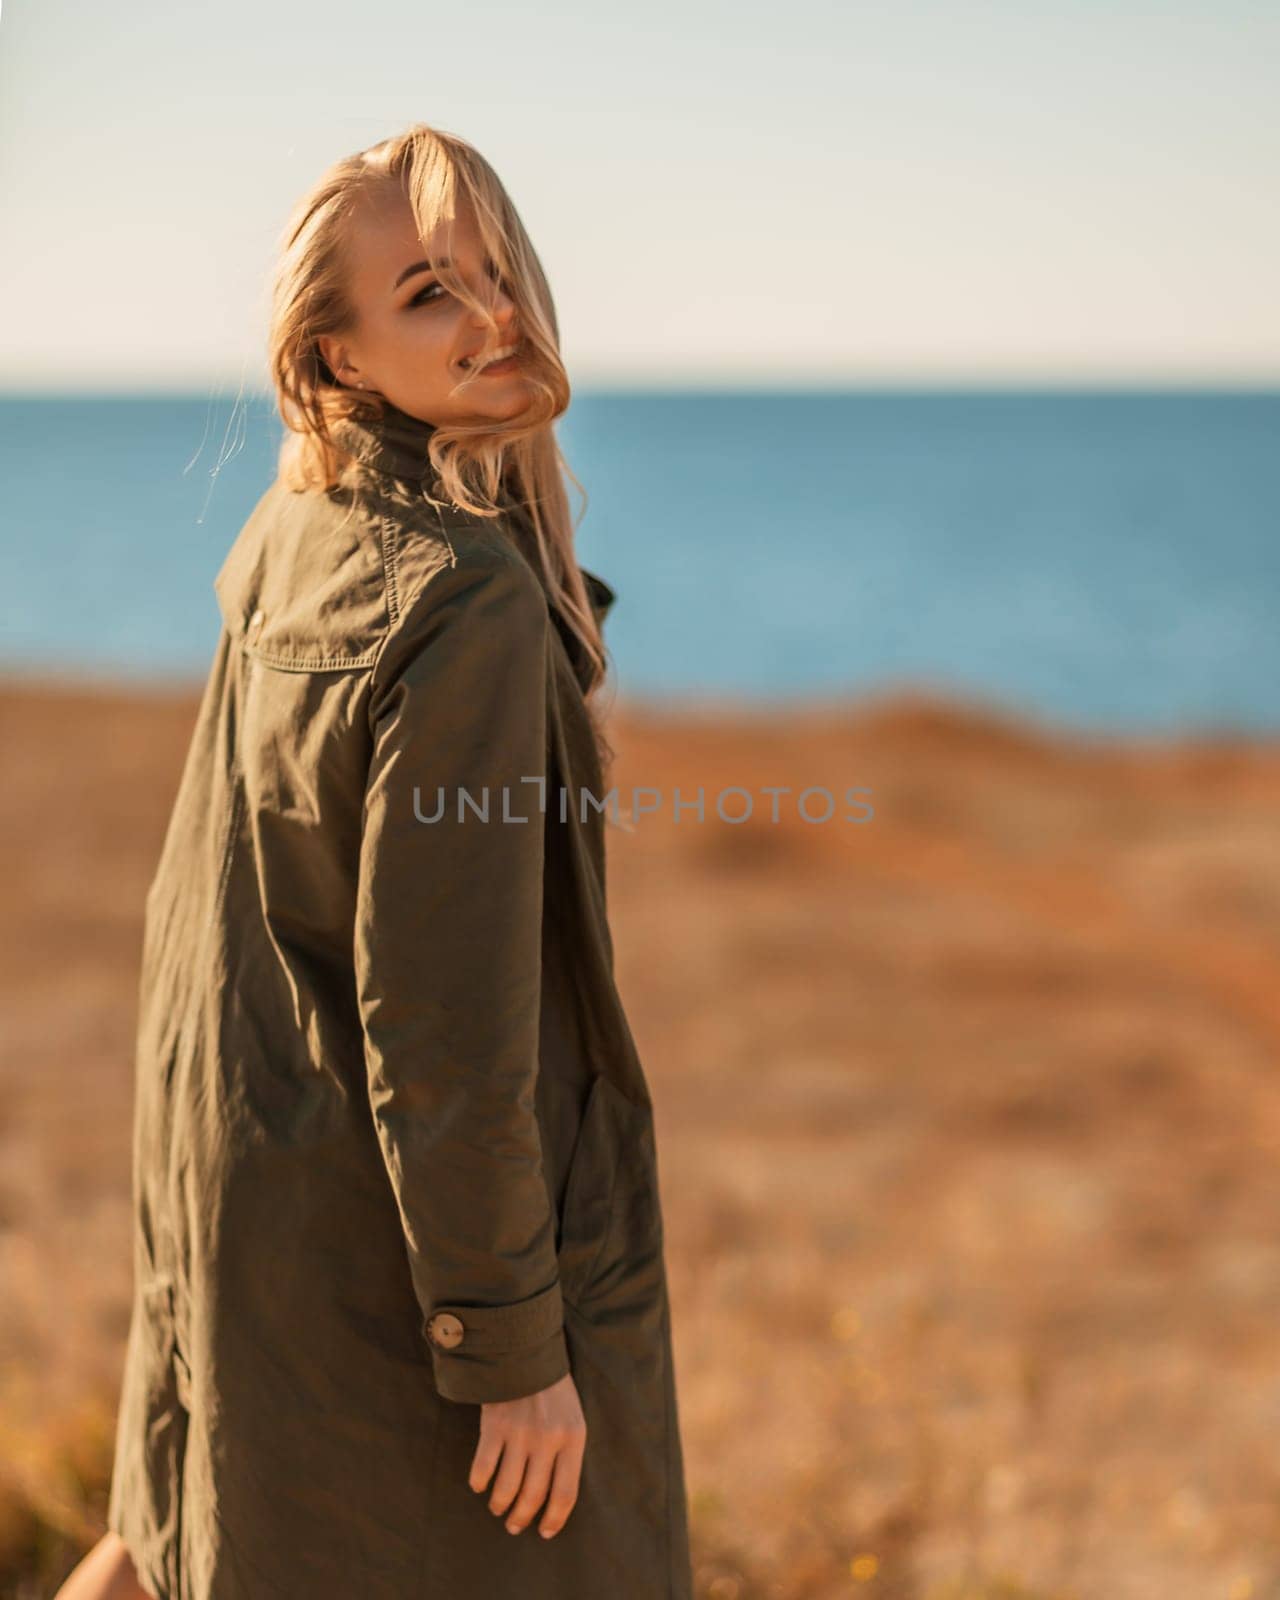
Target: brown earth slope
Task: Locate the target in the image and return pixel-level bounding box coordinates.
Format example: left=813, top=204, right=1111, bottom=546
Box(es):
left=2, top=677, right=1279, bottom=1600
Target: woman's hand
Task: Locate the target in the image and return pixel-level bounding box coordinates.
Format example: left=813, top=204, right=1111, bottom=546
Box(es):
left=469, top=1371, right=587, bottom=1539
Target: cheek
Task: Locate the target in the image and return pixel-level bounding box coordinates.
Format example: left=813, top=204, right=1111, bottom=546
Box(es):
left=397, top=315, right=469, bottom=393
left=368, top=309, right=455, bottom=372
left=404, top=305, right=463, bottom=357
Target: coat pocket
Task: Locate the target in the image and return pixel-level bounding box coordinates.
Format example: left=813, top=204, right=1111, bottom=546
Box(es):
left=555, top=1073, right=665, bottom=1314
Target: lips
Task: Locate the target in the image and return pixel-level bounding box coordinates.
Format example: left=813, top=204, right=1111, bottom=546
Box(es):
left=461, top=339, right=522, bottom=372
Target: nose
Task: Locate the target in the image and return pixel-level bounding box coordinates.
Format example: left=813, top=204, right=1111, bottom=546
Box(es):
left=469, top=280, right=516, bottom=330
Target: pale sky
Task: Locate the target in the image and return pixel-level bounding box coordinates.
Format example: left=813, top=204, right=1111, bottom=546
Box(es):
left=1, top=0, right=1276, bottom=389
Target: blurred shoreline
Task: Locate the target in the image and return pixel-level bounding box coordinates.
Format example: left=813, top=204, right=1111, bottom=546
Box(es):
left=6, top=388, right=1280, bottom=735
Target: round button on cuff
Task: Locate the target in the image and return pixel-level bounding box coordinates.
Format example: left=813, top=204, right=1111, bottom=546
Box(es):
left=426, top=1311, right=465, bottom=1350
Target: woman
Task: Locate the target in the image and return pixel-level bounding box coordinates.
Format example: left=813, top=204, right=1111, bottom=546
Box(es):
left=57, top=122, right=693, bottom=1600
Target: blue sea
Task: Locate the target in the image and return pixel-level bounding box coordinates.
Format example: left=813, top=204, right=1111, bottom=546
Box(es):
left=1, top=389, right=1277, bottom=736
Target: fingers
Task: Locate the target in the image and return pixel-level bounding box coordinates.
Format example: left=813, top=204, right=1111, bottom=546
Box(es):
left=498, top=1436, right=554, bottom=1535
left=467, top=1418, right=505, bottom=1497
left=471, top=1417, right=530, bottom=1520
left=534, top=1427, right=586, bottom=1539
left=469, top=1417, right=587, bottom=1540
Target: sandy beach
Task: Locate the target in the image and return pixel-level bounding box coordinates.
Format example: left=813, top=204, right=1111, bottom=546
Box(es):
left=3, top=676, right=1280, bottom=1599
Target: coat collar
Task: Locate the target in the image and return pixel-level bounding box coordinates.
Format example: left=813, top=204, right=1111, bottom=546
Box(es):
left=331, top=397, right=439, bottom=487
left=329, top=398, right=617, bottom=668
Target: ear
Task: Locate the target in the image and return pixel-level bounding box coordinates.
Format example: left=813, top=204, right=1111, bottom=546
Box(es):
left=320, top=336, right=361, bottom=387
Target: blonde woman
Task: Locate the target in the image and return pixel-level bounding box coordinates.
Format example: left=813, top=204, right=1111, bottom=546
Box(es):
left=57, top=122, right=692, bottom=1600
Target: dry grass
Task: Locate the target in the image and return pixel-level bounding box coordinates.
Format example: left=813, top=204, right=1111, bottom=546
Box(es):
left=3, top=678, right=1280, bottom=1598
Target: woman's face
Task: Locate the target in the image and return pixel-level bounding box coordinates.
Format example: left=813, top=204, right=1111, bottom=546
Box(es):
left=319, top=186, right=530, bottom=427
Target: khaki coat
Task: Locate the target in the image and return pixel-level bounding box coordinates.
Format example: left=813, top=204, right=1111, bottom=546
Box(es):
left=105, top=398, right=694, bottom=1599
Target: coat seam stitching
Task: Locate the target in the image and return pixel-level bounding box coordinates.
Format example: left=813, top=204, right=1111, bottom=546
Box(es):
left=379, top=514, right=401, bottom=628
left=240, top=647, right=380, bottom=671
left=367, top=508, right=460, bottom=689
left=208, top=768, right=244, bottom=930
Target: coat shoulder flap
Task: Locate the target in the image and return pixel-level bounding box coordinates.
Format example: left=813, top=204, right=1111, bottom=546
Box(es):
left=213, top=481, right=614, bottom=676
left=213, top=483, right=406, bottom=672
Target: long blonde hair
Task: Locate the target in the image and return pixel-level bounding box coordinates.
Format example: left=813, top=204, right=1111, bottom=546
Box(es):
left=266, top=121, right=614, bottom=775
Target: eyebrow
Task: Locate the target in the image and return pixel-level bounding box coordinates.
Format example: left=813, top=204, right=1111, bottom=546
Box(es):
left=393, top=257, right=448, bottom=291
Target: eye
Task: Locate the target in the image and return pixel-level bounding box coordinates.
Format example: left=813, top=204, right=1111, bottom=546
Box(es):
left=407, top=259, right=510, bottom=309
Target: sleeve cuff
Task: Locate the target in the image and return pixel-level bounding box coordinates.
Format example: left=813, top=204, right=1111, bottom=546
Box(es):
left=422, top=1278, right=571, bottom=1404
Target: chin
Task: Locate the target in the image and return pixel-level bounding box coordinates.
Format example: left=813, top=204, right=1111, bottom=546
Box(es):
left=474, top=381, right=534, bottom=422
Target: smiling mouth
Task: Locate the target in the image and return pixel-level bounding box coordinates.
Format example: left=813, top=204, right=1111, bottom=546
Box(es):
left=460, top=340, right=523, bottom=373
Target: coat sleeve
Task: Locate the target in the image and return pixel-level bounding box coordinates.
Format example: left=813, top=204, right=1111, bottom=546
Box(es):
left=355, top=546, right=569, bottom=1405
